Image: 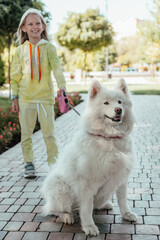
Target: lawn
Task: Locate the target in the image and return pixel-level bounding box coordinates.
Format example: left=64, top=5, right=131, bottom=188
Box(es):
left=63, top=83, right=160, bottom=95
left=128, top=84, right=160, bottom=95
left=0, top=97, right=12, bottom=111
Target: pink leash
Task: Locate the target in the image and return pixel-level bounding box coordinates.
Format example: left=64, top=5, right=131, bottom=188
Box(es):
left=57, top=90, right=80, bottom=116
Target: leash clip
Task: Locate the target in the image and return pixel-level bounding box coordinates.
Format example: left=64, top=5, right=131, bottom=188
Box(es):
left=62, top=91, right=80, bottom=116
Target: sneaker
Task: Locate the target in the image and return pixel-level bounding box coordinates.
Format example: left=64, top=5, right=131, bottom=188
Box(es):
left=24, top=162, right=36, bottom=178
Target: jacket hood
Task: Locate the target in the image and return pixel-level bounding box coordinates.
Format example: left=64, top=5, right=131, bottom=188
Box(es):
left=24, top=39, right=48, bottom=46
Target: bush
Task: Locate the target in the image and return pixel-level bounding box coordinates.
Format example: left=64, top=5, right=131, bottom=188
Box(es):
left=0, top=56, right=6, bottom=86
left=0, top=107, right=40, bottom=154
left=0, top=92, right=83, bottom=154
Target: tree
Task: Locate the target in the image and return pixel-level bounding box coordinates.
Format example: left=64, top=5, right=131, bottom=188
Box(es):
left=0, top=36, right=6, bottom=54
left=108, top=45, right=117, bottom=65
left=56, top=9, right=114, bottom=78
left=137, top=0, right=160, bottom=65
left=0, top=0, right=24, bottom=91
left=0, top=0, right=51, bottom=92
left=115, top=35, right=140, bottom=66
left=136, top=0, right=160, bottom=43
left=0, top=57, right=6, bottom=86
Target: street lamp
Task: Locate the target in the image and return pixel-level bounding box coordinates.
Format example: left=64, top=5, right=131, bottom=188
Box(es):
left=106, top=0, right=109, bottom=81
left=106, top=46, right=109, bottom=81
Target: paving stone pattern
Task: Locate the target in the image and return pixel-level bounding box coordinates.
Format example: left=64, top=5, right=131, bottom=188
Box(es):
left=0, top=95, right=160, bottom=240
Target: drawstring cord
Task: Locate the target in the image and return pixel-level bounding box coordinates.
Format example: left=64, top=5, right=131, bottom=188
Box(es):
left=37, top=103, right=47, bottom=121
left=29, top=44, right=33, bottom=81
left=37, top=47, right=41, bottom=83
left=29, top=43, right=41, bottom=83
left=41, top=104, right=47, bottom=117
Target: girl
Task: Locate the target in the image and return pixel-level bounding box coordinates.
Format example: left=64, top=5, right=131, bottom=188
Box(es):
left=11, top=8, right=67, bottom=178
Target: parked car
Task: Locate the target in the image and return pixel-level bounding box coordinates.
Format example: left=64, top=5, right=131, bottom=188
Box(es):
left=126, top=67, right=137, bottom=72
left=112, top=67, right=121, bottom=72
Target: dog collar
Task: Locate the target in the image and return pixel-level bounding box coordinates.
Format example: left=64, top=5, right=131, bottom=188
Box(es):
left=87, top=132, right=123, bottom=140
left=108, top=136, right=122, bottom=139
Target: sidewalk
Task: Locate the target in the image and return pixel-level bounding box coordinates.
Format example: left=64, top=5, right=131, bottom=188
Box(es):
left=0, top=95, right=160, bottom=240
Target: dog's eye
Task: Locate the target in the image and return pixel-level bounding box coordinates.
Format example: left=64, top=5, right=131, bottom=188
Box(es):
left=118, top=100, right=122, bottom=104
left=104, top=101, right=109, bottom=105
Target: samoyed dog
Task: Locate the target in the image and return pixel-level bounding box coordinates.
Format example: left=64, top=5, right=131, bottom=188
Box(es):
left=41, top=79, right=137, bottom=236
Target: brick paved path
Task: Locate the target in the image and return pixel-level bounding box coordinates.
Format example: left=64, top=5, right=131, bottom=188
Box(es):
left=0, top=95, right=160, bottom=240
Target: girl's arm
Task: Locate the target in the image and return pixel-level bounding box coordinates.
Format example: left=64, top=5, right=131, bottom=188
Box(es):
left=11, top=47, right=22, bottom=100
left=47, top=43, right=66, bottom=90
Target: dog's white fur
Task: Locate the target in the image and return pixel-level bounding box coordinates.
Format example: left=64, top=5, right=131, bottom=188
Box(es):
left=41, top=79, right=137, bottom=236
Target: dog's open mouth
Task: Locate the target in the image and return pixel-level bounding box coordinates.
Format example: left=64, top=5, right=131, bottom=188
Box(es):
left=105, top=114, right=122, bottom=122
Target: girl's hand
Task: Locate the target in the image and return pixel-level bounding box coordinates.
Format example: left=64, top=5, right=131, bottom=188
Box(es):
left=57, top=88, right=66, bottom=96
left=12, top=98, right=19, bottom=113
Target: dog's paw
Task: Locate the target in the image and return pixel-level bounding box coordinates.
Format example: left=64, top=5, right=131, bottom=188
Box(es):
left=103, top=201, right=113, bottom=210
left=57, top=213, right=74, bottom=224
left=123, top=212, right=137, bottom=222
left=82, top=224, right=99, bottom=236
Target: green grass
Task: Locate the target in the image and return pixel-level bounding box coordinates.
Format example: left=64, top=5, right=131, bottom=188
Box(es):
left=128, top=84, right=160, bottom=95
left=65, top=83, right=160, bottom=95
left=0, top=97, right=12, bottom=111
left=131, top=89, right=160, bottom=95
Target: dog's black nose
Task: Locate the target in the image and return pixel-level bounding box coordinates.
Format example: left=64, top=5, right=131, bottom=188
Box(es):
left=115, top=107, right=122, bottom=114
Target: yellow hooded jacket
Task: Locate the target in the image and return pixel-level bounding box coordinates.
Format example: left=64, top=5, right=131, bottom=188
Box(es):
left=11, top=39, right=66, bottom=104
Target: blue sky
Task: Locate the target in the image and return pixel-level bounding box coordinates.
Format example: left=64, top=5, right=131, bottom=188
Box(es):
left=43, top=0, right=152, bottom=34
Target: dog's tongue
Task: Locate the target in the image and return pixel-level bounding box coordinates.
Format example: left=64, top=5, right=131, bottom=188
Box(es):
left=114, top=117, right=121, bottom=122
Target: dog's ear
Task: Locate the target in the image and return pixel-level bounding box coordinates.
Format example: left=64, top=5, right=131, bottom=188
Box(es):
left=115, top=78, right=130, bottom=98
left=90, top=80, right=101, bottom=98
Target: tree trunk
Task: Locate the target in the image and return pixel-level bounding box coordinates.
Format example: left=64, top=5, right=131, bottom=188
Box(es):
left=82, top=51, right=87, bottom=81
left=150, top=63, right=155, bottom=78
left=8, top=35, right=11, bottom=99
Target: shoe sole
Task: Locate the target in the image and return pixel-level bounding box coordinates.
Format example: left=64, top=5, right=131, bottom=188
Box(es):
left=24, top=173, right=37, bottom=178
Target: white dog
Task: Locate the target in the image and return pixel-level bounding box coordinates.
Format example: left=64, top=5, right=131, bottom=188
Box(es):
left=41, top=79, right=137, bottom=236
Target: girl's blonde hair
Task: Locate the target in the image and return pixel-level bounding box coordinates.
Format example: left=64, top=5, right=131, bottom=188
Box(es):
left=17, top=8, right=49, bottom=44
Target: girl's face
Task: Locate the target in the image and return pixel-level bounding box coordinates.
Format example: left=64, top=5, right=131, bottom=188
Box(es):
left=22, top=14, right=44, bottom=44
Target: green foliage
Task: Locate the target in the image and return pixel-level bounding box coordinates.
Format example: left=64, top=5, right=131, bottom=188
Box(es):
left=108, top=45, right=117, bottom=65
left=137, top=1, right=160, bottom=44
left=0, top=96, right=12, bottom=111
left=56, top=9, right=114, bottom=74
left=0, top=106, right=41, bottom=154
left=0, top=107, right=21, bottom=153
left=0, top=36, right=7, bottom=54
left=115, top=35, right=142, bottom=66
left=0, top=0, right=29, bottom=39
left=0, top=0, right=32, bottom=85
left=58, top=45, right=117, bottom=72
left=151, top=0, right=160, bottom=24
left=32, top=0, right=51, bottom=25
left=136, top=0, right=160, bottom=64
left=91, top=49, right=106, bottom=71
left=58, top=47, right=107, bottom=72
left=57, top=9, right=114, bottom=53
left=0, top=57, right=6, bottom=86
